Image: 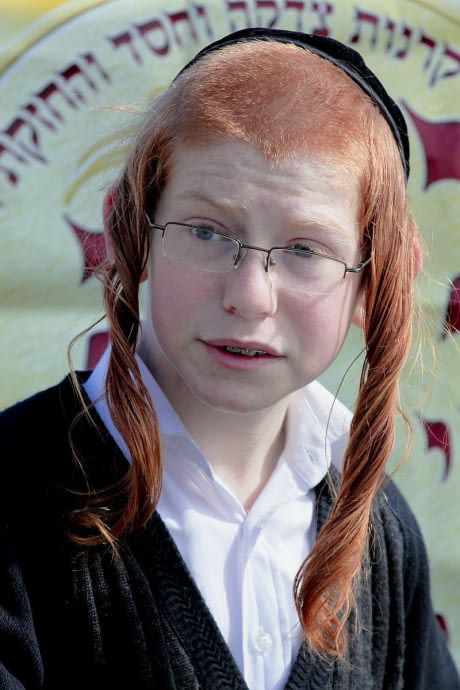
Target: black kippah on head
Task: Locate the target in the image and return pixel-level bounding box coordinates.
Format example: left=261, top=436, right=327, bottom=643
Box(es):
left=175, top=27, right=410, bottom=180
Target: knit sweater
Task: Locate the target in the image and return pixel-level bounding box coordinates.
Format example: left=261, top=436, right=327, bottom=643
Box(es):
left=0, top=374, right=459, bottom=690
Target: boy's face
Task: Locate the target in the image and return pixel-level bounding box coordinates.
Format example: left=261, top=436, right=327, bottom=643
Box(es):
left=144, top=139, right=365, bottom=415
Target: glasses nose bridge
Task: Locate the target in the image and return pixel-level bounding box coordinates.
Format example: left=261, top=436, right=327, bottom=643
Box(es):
left=233, top=241, right=272, bottom=272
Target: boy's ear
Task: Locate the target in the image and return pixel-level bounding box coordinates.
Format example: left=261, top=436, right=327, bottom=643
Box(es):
left=103, top=187, right=148, bottom=282
left=351, top=290, right=366, bottom=330
left=351, top=234, right=424, bottom=331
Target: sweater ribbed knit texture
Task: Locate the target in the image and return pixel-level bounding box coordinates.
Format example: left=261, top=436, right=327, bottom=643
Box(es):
left=0, top=374, right=459, bottom=690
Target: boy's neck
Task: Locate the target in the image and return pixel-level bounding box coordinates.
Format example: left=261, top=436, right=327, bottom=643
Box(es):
left=176, top=393, right=288, bottom=512
left=138, top=338, right=289, bottom=512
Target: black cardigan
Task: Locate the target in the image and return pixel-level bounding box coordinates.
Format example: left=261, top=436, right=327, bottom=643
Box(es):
left=0, top=374, right=459, bottom=690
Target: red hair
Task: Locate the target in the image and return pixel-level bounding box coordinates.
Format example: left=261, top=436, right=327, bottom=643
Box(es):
left=70, top=40, right=419, bottom=658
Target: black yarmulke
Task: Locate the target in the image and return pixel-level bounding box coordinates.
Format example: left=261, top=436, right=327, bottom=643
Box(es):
left=175, top=27, right=410, bottom=179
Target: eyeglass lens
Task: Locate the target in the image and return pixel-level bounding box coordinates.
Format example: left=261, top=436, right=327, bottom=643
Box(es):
left=162, top=223, right=346, bottom=295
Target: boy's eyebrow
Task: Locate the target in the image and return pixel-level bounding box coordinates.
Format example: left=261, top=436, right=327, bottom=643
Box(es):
left=175, top=190, right=248, bottom=210
left=292, top=217, right=356, bottom=238
left=175, top=191, right=356, bottom=238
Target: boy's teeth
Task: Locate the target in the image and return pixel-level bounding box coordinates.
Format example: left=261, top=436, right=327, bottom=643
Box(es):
left=224, top=346, right=266, bottom=356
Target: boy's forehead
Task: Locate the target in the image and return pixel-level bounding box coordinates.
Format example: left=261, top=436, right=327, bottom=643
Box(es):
left=167, top=138, right=361, bottom=194
left=159, top=139, right=361, bottom=235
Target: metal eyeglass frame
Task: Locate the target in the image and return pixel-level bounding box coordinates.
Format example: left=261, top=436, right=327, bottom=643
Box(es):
left=145, top=214, right=371, bottom=278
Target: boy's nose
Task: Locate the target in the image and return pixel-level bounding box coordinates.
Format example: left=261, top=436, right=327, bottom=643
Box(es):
left=222, top=248, right=277, bottom=319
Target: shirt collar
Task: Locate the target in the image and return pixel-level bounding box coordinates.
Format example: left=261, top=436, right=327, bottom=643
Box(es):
left=83, top=346, right=201, bottom=462
left=83, top=346, right=351, bottom=491
left=278, top=381, right=350, bottom=489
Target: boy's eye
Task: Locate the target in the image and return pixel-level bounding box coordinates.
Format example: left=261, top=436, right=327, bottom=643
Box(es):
left=191, top=225, right=221, bottom=241
left=289, top=243, right=323, bottom=258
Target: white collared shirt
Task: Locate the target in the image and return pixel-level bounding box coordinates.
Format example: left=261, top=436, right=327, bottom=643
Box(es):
left=84, top=348, right=351, bottom=690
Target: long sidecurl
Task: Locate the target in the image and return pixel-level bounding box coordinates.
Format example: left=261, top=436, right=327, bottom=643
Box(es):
left=294, top=119, right=417, bottom=657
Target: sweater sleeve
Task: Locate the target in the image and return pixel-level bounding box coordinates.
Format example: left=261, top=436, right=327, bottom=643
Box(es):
left=0, top=391, right=55, bottom=689
left=0, top=523, right=45, bottom=689
left=384, top=481, right=460, bottom=690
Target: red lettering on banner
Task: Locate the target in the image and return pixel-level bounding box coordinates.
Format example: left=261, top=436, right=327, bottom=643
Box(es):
left=350, top=9, right=379, bottom=46
left=172, top=4, right=214, bottom=41
left=430, top=45, right=460, bottom=86
left=0, top=102, right=58, bottom=194
left=61, top=65, right=88, bottom=103
left=37, top=80, right=78, bottom=121
left=138, top=19, right=170, bottom=57
left=194, top=4, right=214, bottom=38
left=383, top=18, right=396, bottom=51
left=61, top=53, right=112, bottom=102
left=0, top=145, right=19, bottom=185
left=0, top=136, right=28, bottom=186
left=22, top=102, right=57, bottom=132
left=110, top=30, right=143, bottom=63
left=393, top=24, right=413, bottom=60
left=255, top=0, right=280, bottom=29
left=0, top=52, right=111, bottom=197
left=38, top=53, right=112, bottom=116
left=109, top=6, right=214, bottom=64
left=349, top=7, right=459, bottom=86
left=167, top=9, right=198, bottom=45
left=283, top=1, right=306, bottom=32
left=226, top=0, right=253, bottom=31
left=418, top=33, right=438, bottom=70
left=381, top=19, right=414, bottom=60
left=224, top=0, right=333, bottom=35
left=310, top=1, right=333, bottom=37
left=5, top=115, right=48, bottom=164
left=82, top=52, right=111, bottom=84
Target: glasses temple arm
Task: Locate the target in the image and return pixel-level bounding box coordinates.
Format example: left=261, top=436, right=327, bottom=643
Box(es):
left=345, top=256, right=372, bottom=274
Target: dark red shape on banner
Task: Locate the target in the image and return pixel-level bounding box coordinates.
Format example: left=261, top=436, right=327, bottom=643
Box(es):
left=441, top=275, right=460, bottom=340
left=86, top=331, right=110, bottom=369
left=403, top=103, right=460, bottom=188
left=436, top=613, right=450, bottom=642
left=419, top=416, right=452, bottom=480
left=65, top=214, right=106, bottom=282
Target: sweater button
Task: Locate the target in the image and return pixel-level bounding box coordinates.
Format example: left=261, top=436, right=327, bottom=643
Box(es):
left=255, top=630, right=272, bottom=654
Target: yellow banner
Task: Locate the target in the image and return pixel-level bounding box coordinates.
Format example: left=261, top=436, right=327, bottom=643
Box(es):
left=1, top=0, right=459, bottom=669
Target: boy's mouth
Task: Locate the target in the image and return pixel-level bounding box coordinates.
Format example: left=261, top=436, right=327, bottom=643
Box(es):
left=222, top=346, right=267, bottom=356
left=203, top=339, right=282, bottom=358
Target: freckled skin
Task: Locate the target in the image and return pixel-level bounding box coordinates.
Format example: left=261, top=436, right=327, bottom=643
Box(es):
left=142, top=139, right=365, bottom=418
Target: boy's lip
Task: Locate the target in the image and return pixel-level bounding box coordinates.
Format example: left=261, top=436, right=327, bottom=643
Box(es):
left=203, top=338, right=283, bottom=357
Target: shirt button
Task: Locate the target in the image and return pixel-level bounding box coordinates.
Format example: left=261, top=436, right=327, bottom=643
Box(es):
left=255, top=630, right=273, bottom=654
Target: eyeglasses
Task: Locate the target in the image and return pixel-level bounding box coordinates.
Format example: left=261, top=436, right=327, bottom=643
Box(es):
left=146, top=215, right=371, bottom=295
